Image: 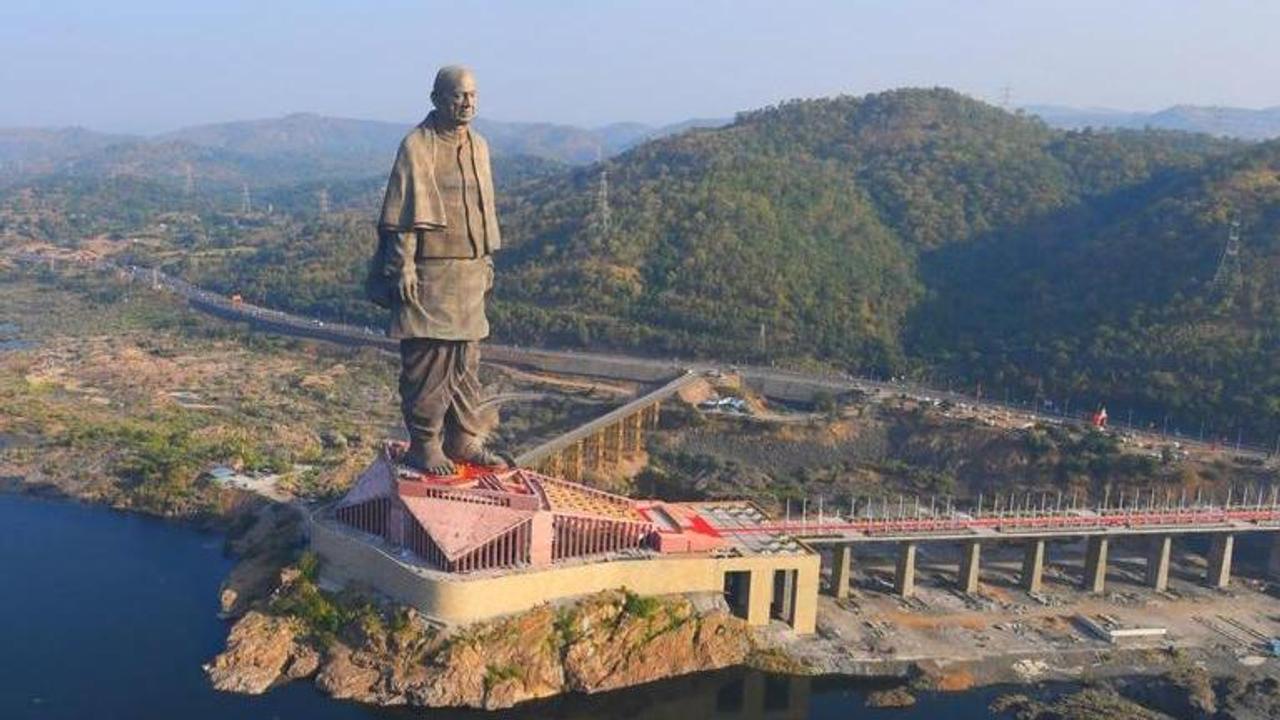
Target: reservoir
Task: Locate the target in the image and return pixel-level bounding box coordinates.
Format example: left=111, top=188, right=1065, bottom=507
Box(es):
left=0, top=494, right=1005, bottom=719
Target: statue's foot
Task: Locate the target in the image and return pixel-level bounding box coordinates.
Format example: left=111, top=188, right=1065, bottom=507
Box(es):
left=449, top=441, right=512, bottom=468
left=403, top=439, right=457, bottom=476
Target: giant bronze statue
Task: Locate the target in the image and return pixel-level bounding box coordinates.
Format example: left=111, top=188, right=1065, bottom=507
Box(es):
left=367, top=65, right=505, bottom=475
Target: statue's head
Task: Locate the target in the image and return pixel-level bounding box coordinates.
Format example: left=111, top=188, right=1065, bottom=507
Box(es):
left=431, top=65, right=478, bottom=127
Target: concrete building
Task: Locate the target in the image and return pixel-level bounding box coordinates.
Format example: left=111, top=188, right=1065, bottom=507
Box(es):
left=312, top=443, right=819, bottom=633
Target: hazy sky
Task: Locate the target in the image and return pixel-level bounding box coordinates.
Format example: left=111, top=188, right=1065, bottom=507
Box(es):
left=3, top=0, right=1278, bottom=133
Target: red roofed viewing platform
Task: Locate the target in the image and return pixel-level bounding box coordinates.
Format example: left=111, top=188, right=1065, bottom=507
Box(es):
left=317, top=441, right=820, bottom=632
left=332, top=442, right=777, bottom=574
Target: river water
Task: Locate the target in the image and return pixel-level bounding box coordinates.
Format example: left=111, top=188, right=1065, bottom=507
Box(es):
left=0, top=494, right=1008, bottom=719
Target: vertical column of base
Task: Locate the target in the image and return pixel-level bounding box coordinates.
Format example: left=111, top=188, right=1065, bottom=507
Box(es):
left=746, top=569, right=773, bottom=626
left=830, top=545, right=853, bottom=599
left=1021, top=539, right=1045, bottom=594
left=1206, top=533, right=1234, bottom=589
left=959, top=540, right=982, bottom=594
left=773, top=569, right=796, bottom=622
left=895, top=542, right=917, bottom=598
left=791, top=558, right=819, bottom=635
left=1083, top=536, right=1109, bottom=594
left=1146, top=535, right=1172, bottom=592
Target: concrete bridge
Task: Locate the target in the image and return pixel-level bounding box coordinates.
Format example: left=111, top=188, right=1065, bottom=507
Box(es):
left=723, top=497, right=1280, bottom=599
left=514, top=372, right=698, bottom=482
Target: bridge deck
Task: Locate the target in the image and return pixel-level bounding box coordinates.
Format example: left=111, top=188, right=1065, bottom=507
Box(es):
left=721, top=506, right=1280, bottom=544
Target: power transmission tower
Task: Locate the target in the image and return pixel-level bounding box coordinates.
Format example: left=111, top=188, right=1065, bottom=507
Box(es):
left=317, top=186, right=330, bottom=215
left=592, top=148, right=611, bottom=245
left=240, top=183, right=252, bottom=214
left=999, top=84, right=1013, bottom=110
left=1211, top=219, right=1243, bottom=296
left=183, top=162, right=195, bottom=196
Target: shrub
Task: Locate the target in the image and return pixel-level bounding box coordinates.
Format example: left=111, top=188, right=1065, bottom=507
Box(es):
left=621, top=589, right=662, bottom=619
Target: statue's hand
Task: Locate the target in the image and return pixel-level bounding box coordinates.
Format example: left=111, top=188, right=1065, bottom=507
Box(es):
left=398, top=267, right=421, bottom=308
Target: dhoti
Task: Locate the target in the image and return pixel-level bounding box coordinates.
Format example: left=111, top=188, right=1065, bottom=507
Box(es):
left=398, top=339, right=494, bottom=452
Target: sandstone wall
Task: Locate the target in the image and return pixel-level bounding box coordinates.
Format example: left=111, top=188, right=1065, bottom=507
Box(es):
left=310, top=517, right=818, bottom=633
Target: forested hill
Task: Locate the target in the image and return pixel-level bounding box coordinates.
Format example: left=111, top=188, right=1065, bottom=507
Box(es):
left=493, top=88, right=1278, bottom=436
left=911, top=137, right=1280, bottom=438
left=494, top=89, right=1236, bottom=359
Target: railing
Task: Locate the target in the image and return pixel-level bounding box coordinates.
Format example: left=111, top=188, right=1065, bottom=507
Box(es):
left=726, top=505, right=1280, bottom=539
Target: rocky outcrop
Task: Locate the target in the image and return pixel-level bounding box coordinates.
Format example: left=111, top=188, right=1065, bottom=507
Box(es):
left=217, top=504, right=304, bottom=617
left=561, top=595, right=748, bottom=693
left=204, top=612, right=319, bottom=694
left=866, top=687, right=917, bottom=708
left=208, top=590, right=754, bottom=710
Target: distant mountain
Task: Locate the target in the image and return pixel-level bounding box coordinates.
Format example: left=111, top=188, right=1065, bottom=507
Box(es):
left=0, top=126, right=136, bottom=172
left=0, top=113, right=728, bottom=191
left=468, top=117, right=727, bottom=164
left=1029, top=103, right=1280, bottom=140
left=159, top=113, right=403, bottom=163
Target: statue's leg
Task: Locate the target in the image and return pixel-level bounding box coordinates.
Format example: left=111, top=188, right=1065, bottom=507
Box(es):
left=399, top=338, right=457, bottom=475
left=444, top=341, right=506, bottom=466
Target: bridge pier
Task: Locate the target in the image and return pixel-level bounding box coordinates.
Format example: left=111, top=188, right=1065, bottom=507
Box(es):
left=895, top=542, right=917, bottom=598
left=1206, top=533, right=1234, bottom=589
left=828, top=545, right=853, bottom=599
left=1021, top=539, right=1045, bottom=593
left=959, top=540, right=982, bottom=594
left=604, top=422, right=623, bottom=465
left=1146, top=535, right=1172, bottom=592
left=569, top=440, right=584, bottom=482
left=1083, top=537, right=1109, bottom=594
left=584, top=434, right=603, bottom=472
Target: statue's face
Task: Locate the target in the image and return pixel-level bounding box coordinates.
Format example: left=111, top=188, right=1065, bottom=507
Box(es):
left=432, top=72, right=478, bottom=126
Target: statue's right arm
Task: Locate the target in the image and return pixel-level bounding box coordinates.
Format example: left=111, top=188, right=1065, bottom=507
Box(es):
left=384, top=229, right=421, bottom=307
